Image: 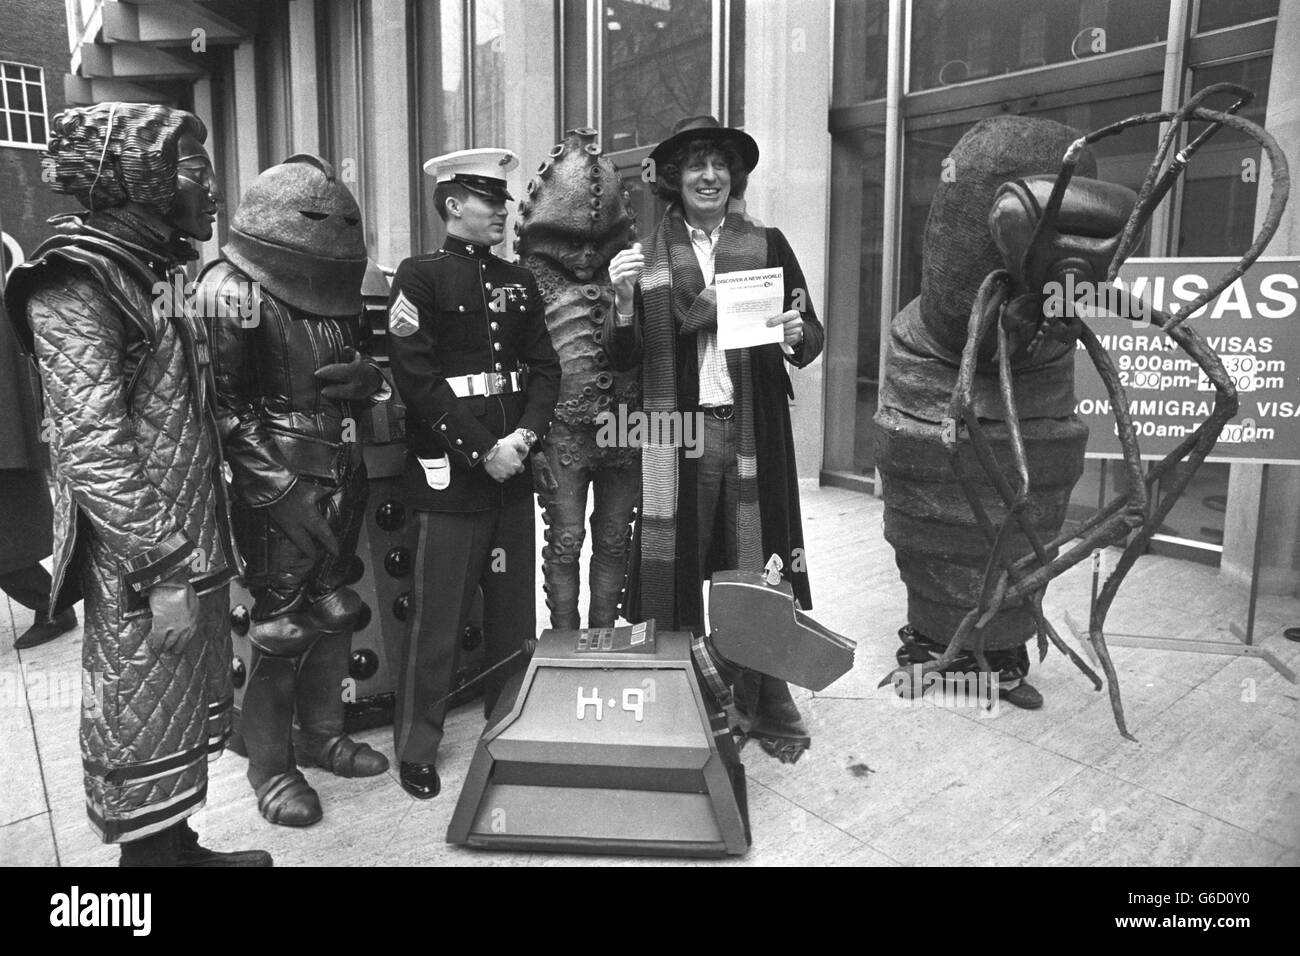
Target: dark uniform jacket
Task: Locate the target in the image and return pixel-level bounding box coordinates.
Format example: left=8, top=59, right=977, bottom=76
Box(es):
left=196, top=258, right=377, bottom=506
left=387, top=236, right=560, bottom=511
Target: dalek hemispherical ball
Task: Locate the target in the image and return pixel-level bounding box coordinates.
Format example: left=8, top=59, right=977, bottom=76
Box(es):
left=375, top=500, right=405, bottom=531
left=353, top=600, right=372, bottom=632
left=350, top=648, right=379, bottom=681
left=344, top=554, right=365, bottom=586
left=384, top=547, right=412, bottom=578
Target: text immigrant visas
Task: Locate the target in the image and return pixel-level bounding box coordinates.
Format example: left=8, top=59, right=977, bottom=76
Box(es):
left=1069, top=257, right=1300, bottom=465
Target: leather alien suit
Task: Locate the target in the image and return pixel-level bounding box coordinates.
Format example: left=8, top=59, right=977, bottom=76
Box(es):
left=196, top=154, right=389, bottom=827
left=516, top=128, right=640, bottom=629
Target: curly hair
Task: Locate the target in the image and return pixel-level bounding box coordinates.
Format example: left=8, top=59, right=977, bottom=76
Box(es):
left=42, top=103, right=208, bottom=213
left=652, top=137, right=749, bottom=206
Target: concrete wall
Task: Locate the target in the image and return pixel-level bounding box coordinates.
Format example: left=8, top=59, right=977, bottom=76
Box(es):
left=501, top=0, right=557, bottom=261
left=366, top=0, right=412, bottom=267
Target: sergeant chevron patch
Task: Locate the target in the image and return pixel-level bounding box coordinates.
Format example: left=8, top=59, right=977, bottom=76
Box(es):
left=389, top=291, right=420, bottom=337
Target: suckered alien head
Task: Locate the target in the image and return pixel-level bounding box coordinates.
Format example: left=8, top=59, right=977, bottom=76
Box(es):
left=515, top=129, right=635, bottom=280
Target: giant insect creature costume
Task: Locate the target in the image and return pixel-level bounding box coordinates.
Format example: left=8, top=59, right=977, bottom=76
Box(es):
left=515, top=128, right=641, bottom=629
left=195, top=154, right=391, bottom=826
left=875, top=85, right=1289, bottom=737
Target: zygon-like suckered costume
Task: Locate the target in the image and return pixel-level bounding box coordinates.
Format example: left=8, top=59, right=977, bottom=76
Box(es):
left=196, top=154, right=391, bottom=827
left=515, top=128, right=640, bottom=629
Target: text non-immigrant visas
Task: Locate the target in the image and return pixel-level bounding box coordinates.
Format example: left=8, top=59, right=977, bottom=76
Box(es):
left=1071, top=257, right=1300, bottom=465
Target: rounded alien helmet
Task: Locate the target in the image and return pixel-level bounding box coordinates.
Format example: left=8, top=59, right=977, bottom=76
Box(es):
left=224, top=153, right=368, bottom=315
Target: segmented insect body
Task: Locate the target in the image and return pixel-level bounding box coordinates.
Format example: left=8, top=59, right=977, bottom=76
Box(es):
left=876, top=88, right=1289, bottom=738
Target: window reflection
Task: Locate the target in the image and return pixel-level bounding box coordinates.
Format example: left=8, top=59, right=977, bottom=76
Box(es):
left=1197, top=0, right=1278, bottom=33
left=412, top=0, right=467, bottom=252
left=562, top=0, right=589, bottom=130
left=728, top=0, right=745, bottom=126
left=833, top=0, right=889, bottom=106
left=1178, top=57, right=1271, bottom=258
left=603, top=0, right=713, bottom=152
left=474, top=0, right=506, bottom=146
left=908, top=0, right=1168, bottom=92
left=826, top=125, right=886, bottom=475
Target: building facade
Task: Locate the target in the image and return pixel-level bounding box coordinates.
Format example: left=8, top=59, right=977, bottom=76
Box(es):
left=43, top=0, right=1299, bottom=595
left=0, top=0, right=77, bottom=277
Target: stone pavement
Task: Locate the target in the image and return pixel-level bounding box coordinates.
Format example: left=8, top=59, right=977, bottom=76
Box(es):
left=3, top=485, right=1297, bottom=866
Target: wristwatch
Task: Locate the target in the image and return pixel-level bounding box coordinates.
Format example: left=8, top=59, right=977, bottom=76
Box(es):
left=514, top=427, right=538, bottom=450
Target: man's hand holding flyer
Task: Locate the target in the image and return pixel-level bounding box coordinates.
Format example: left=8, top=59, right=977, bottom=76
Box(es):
left=716, top=267, right=785, bottom=350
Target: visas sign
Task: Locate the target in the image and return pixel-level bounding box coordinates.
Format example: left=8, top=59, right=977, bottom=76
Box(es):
left=1071, top=257, right=1300, bottom=465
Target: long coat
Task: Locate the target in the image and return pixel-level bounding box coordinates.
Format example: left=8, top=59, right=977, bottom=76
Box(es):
left=606, top=225, right=824, bottom=632
left=0, top=296, right=53, bottom=574
left=5, top=218, right=239, bottom=842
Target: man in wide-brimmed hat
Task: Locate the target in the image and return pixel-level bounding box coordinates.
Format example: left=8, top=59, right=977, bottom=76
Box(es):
left=605, top=115, right=825, bottom=763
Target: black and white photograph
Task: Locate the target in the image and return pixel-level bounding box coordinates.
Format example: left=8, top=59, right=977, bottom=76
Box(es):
left=0, top=0, right=1296, bottom=904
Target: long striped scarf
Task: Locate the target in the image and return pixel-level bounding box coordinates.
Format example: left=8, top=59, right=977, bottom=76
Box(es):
left=638, top=199, right=768, bottom=625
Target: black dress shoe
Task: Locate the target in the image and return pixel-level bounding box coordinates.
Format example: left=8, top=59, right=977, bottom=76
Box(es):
left=999, top=680, right=1043, bottom=710
left=400, top=761, right=440, bottom=799
left=14, top=608, right=78, bottom=650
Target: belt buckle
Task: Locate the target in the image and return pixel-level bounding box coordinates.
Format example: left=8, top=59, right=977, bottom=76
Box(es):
left=713, top=405, right=734, bottom=421
left=490, top=372, right=506, bottom=395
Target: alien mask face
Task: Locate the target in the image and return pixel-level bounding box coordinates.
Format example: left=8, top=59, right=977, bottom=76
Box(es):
left=516, top=129, right=635, bottom=281
left=225, top=153, right=368, bottom=315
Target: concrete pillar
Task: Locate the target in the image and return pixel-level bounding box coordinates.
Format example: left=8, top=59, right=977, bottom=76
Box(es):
left=230, top=42, right=262, bottom=203
left=365, top=0, right=412, bottom=268
left=1220, top=3, right=1300, bottom=597
left=288, top=0, right=321, bottom=156
left=742, top=0, right=832, bottom=482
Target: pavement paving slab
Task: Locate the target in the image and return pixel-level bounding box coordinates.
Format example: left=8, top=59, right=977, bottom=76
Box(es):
left=958, top=768, right=1284, bottom=866
left=746, top=695, right=1087, bottom=865
left=0, top=813, right=59, bottom=867
left=1093, top=684, right=1300, bottom=850
left=3, top=485, right=1296, bottom=866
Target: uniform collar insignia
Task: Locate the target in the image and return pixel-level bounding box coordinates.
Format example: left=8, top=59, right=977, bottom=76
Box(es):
left=441, top=236, right=494, bottom=260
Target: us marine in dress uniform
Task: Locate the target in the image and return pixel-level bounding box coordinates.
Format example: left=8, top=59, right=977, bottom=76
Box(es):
left=387, top=148, right=560, bottom=798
